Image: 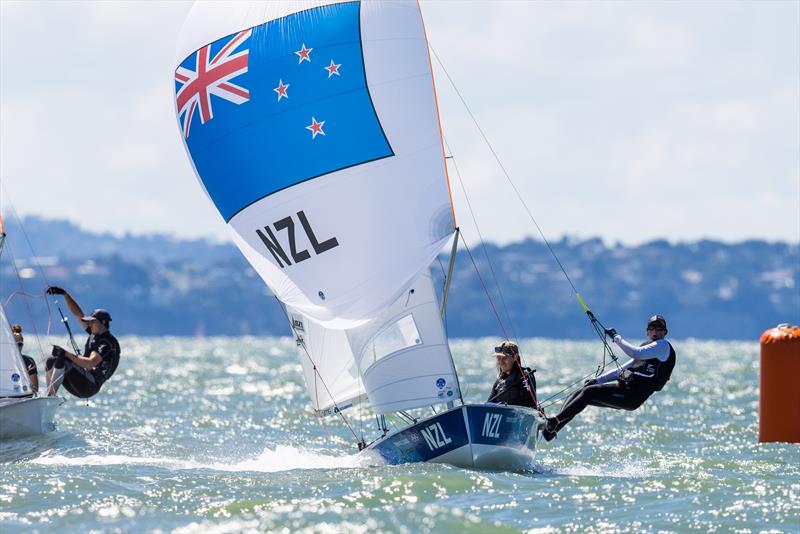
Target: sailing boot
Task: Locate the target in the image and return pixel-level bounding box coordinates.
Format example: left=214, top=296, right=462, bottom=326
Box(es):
left=542, top=416, right=559, bottom=442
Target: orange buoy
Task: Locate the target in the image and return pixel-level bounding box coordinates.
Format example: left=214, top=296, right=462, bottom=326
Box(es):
left=759, top=323, right=800, bottom=443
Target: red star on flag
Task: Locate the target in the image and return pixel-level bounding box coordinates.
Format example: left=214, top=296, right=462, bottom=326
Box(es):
left=306, top=117, right=326, bottom=139
left=295, top=44, right=313, bottom=64
left=274, top=79, right=289, bottom=101
left=324, top=60, right=341, bottom=77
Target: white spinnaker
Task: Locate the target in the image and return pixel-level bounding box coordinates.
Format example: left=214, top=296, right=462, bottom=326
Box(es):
left=346, top=270, right=459, bottom=414
left=0, top=305, right=32, bottom=398
left=287, top=308, right=363, bottom=413
left=176, top=1, right=455, bottom=328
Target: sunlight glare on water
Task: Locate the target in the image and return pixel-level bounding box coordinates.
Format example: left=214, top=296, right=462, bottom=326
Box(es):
left=1, top=336, right=798, bottom=533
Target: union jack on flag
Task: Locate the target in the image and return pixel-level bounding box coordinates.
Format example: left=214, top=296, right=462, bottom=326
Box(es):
left=175, top=29, right=252, bottom=138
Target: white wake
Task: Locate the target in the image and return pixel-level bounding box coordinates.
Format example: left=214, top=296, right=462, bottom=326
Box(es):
left=29, top=444, right=366, bottom=472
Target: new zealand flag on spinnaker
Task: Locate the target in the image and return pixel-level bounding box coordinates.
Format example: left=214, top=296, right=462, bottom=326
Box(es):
left=175, top=2, right=393, bottom=222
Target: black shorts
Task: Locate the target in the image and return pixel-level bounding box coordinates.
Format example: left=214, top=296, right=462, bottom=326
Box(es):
left=46, top=356, right=102, bottom=399
left=62, top=367, right=102, bottom=398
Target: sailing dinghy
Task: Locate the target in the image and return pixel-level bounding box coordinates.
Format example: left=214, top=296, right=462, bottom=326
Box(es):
left=174, top=1, right=544, bottom=469
left=0, top=222, right=62, bottom=439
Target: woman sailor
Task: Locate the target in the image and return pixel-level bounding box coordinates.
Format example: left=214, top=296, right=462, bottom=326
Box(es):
left=487, top=341, right=537, bottom=408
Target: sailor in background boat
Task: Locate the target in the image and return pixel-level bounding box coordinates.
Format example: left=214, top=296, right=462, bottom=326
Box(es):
left=487, top=341, right=537, bottom=408
left=44, top=287, right=121, bottom=399
left=11, top=324, right=38, bottom=394
left=542, top=314, right=676, bottom=441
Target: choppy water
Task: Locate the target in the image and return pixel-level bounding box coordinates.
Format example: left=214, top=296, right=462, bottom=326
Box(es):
left=1, top=337, right=797, bottom=533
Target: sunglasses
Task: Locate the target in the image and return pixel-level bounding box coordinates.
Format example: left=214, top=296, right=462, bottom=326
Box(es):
left=494, top=345, right=518, bottom=356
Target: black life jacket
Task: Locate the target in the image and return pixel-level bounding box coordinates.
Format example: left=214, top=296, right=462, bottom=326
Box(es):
left=626, top=341, right=675, bottom=391
left=488, top=366, right=537, bottom=408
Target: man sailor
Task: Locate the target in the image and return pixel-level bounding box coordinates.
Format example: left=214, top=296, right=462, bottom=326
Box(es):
left=44, top=287, right=120, bottom=398
left=542, top=314, right=676, bottom=441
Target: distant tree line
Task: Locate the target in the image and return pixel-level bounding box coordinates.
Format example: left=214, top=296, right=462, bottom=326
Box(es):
left=1, top=217, right=797, bottom=340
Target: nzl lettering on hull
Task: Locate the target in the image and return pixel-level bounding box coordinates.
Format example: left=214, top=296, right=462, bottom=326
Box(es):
left=175, top=1, right=393, bottom=223
left=467, top=405, right=538, bottom=447
left=371, top=408, right=468, bottom=464
left=256, top=210, right=338, bottom=269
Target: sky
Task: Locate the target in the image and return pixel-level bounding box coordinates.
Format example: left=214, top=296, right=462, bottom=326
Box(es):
left=1, top=0, right=798, bottom=246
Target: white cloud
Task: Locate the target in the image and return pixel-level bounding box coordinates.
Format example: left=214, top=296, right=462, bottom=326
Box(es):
left=0, top=0, right=797, bottom=245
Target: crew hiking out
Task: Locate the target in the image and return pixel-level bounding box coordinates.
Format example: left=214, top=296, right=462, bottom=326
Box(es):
left=543, top=314, right=676, bottom=441
left=45, top=287, right=121, bottom=398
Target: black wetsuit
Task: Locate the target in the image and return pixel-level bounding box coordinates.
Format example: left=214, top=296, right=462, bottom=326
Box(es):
left=46, top=331, right=121, bottom=398
left=488, top=366, right=537, bottom=408
left=551, top=340, right=675, bottom=432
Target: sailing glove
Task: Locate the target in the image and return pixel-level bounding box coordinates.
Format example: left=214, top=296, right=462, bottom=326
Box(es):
left=604, top=328, right=618, bottom=338
left=46, top=286, right=66, bottom=295
left=51, top=345, right=66, bottom=358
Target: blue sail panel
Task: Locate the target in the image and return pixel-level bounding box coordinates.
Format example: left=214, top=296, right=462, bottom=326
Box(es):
left=175, top=2, right=392, bottom=222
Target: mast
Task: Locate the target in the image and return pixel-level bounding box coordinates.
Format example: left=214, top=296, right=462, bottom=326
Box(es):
left=440, top=227, right=459, bottom=318
left=438, top=227, right=464, bottom=407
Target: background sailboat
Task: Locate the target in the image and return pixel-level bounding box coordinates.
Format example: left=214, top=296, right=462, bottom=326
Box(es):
left=0, top=216, right=62, bottom=439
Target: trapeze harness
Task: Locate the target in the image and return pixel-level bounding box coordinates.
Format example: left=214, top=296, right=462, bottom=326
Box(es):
left=551, top=337, right=675, bottom=432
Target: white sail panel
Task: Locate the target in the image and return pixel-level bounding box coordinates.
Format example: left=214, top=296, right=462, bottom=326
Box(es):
left=288, top=308, right=363, bottom=414
left=347, top=271, right=460, bottom=414
left=0, top=306, right=33, bottom=398
left=175, top=1, right=454, bottom=327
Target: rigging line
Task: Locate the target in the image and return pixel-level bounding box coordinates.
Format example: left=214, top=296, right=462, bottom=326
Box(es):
left=2, top=188, right=59, bottom=345
left=3, top=289, right=55, bottom=341
left=444, top=137, right=519, bottom=345
left=431, top=44, right=623, bottom=385
left=430, top=45, right=590, bottom=316
left=3, top=242, right=47, bottom=364
left=539, top=371, right=599, bottom=408
left=460, top=234, right=508, bottom=340
left=273, top=297, right=360, bottom=443
left=2, top=188, right=53, bottom=288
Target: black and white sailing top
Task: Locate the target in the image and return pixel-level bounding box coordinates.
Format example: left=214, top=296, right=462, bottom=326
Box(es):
left=596, top=335, right=675, bottom=390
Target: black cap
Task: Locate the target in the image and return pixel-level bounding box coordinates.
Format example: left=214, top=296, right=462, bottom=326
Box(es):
left=647, top=314, right=667, bottom=330
left=82, top=309, right=112, bottom=324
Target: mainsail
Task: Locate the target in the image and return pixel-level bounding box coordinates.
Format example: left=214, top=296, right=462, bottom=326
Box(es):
left=175, top=1, right=458, bottom=414
left=0, top=305, right=33, bottom=398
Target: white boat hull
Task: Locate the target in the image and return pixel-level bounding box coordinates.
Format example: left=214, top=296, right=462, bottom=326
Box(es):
left=0, top=396, right=63, bottom=439
left=362, top=403, right=545, bottom=471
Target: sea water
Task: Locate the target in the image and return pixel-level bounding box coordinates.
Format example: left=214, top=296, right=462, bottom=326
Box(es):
left=1, top=337, right=797, bottom=533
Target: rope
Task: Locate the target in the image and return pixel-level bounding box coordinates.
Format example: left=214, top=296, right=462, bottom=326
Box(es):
left=444, top=138, right=519, bottom=344
left=430, top=43, right=624, bottom=389
left=460, top=235, right=508, bottom=340
left=444, top=139, right=540, bottom=411
left=430, top=45, right=583, bottom=301
left=3, top=243, right=48, bottom=364
left=273, top=297, right=361, bottom=444
left=1, top=190, right=62, bottom=362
